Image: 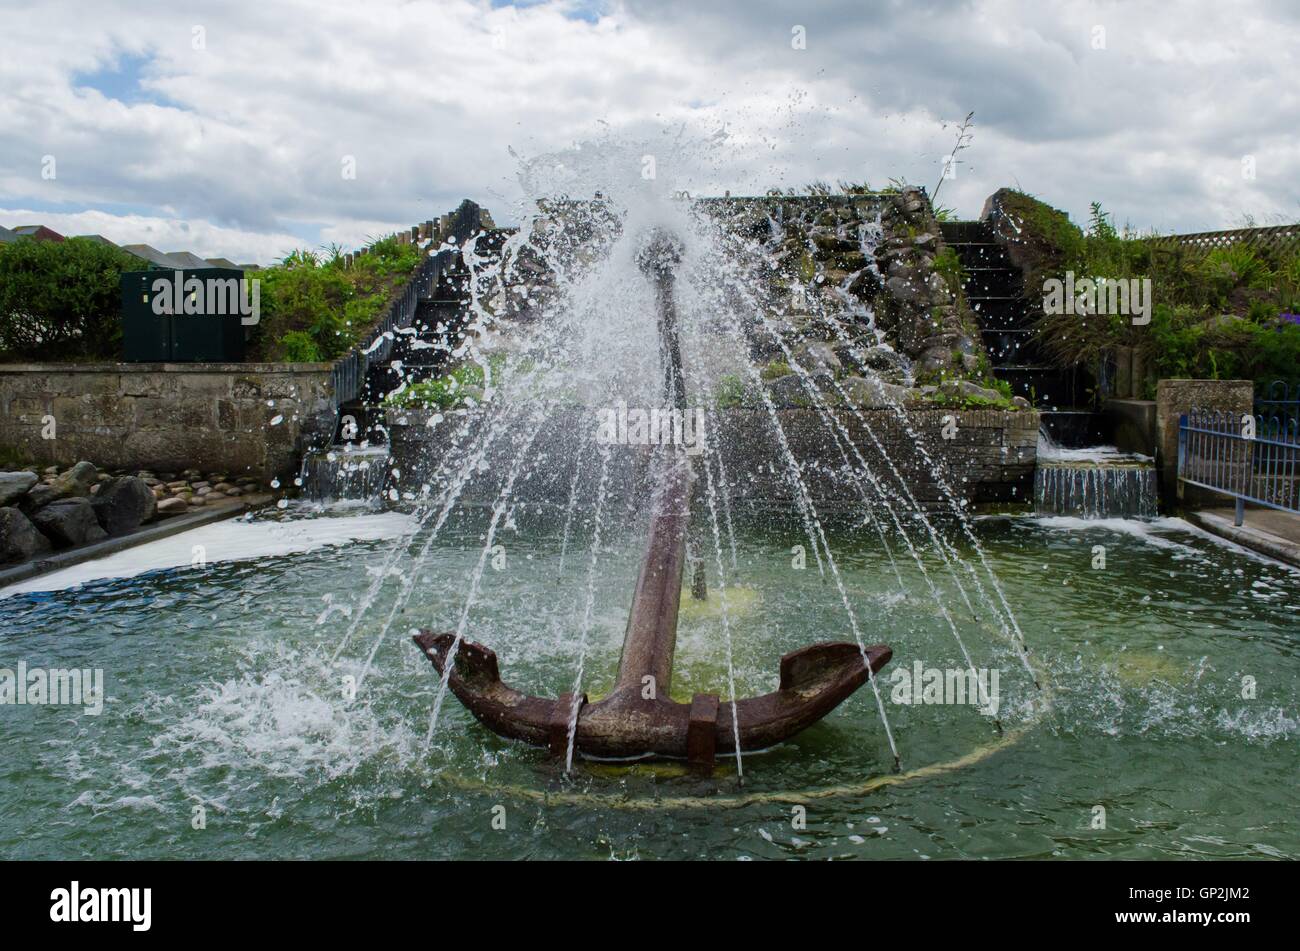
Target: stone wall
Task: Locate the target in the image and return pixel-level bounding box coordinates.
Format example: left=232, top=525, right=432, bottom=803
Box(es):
left=0, top=363, right=335, bottom=480
left=386, top=405, right=1038, bottom=512
left=1154, top=378, right=1254, bottom=506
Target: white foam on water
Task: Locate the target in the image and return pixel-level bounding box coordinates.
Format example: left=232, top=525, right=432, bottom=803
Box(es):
left=1027, top=514, right=1300, bottom=574
left=1, top=511, right=416, bottom=598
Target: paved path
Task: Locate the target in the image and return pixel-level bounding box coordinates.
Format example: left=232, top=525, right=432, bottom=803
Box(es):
left=1186, top=507, right=1300, bottom=569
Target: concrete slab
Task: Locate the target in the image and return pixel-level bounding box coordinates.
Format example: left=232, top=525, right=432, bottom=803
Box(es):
left=1185, top=507, right=1300, bottom=569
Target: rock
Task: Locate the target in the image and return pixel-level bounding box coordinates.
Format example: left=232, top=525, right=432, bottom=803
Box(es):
left=213, top=482, right=237, bottom=494
left=192, top=481, right=211, bottom=491
left=837, top=376, right=916, bottom=409
left=0, top=471, right=38, bottom=507
left=765, top=374, right=813, bottom=409
left=791, top=341, right=842, bottom=379
left=196, top=486, right=212, bottom=496
left=23, top=461, right=98, bottom=510
left=166, top=480, right=189, bottom=490
left=938, top=379, right=1007, bottom=404
left=32, top=498, right=108, bottom=548
left=156, top=497, right=188, bottom=517
left=0, top=506, right=51, bottom=564
left=847, top=268, right=882, bottom=301
left=205, top=490, right=228, bottom=500
left=224, top=487, right=244, bottom=497
left=187, top=495, right=207, bottom=507
left=849, top=344, right=907, bottom=375
left=885, top=275, right=925, bottom=304
left=92, top=476, right=158, bottom=537
left=1011, top=395, right=1032, bottom=410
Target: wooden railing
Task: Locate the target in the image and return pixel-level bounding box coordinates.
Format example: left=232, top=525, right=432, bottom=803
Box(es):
left=1141, top=223, right=1300, bottom=256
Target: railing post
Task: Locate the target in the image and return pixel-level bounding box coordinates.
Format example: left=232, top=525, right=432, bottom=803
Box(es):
left=1177, top=413, right=1187, bottom=502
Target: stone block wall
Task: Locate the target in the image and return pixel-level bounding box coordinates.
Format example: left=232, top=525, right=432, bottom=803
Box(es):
left=0, top=363, right=335, bottom=480
left=386, top=405, right=1038, bottom=512
left=1154, top=378, right=1254, bottom=506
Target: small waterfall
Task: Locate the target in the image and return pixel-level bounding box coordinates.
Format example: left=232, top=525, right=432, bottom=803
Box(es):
left=299, top=445, right=390, bottom=503
left=1034, top=427, right=1157, bottom=519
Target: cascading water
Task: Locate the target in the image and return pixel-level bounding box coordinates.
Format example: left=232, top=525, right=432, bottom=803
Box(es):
left=1033, top=427, right=1158, bottom=519
left=299, top=444, right=390, bottom=503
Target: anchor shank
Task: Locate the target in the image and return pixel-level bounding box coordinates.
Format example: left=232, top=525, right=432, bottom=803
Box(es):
left=616, top=230, right=691, bottom=698
left=614, top=454, right=690, bottom=697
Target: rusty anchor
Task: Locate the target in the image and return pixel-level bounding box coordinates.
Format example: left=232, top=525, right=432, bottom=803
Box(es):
left=414, top=230, right=892, bottom=771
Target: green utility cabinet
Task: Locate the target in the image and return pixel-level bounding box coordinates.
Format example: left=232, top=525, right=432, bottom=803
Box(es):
left=121, top=268, right=249, bottom=362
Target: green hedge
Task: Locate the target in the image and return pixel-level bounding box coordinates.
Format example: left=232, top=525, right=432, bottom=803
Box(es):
left=246, top=237, right=421, bottom=362
left=0, top=234, right=422, bottom=364
left=0, top=237, right=140, bottom=361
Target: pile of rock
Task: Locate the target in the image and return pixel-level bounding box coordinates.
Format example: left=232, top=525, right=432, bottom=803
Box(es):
left=870, top=186, right=984, bottom=380
left=132, top=469, right=263, bottom=517
left=0, top=462, right=264, bottom=566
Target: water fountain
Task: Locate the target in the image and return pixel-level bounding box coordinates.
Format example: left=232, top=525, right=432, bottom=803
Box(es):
left=328, top=142, right=1053, bottom=784
left=413, top=229, right=892, bottom=771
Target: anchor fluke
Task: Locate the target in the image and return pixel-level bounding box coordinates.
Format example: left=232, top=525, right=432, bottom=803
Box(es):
left=413, top=628, right=891, bottom=767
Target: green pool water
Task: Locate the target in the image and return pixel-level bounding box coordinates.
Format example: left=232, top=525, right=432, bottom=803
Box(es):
left=0, top=505, right=1295, bottom=860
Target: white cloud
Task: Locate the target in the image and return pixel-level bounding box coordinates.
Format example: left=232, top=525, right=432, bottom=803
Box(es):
left=0, top=0, right=1295, bottom=264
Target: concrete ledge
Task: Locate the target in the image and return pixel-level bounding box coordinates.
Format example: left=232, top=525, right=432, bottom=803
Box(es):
left=1185, top=507, right=1300, bottom=569
left=1105, top=398, right=1157, bottom=456
left=0, top=494, right=272, bottom=591
left=0, top=362, right=332, bottom=373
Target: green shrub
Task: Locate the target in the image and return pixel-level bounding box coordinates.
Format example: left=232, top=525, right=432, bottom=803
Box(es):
left=713, top=373, right=747, bottom=408
left=384, top=356, right=509, bottom=410
left=277, top=330, right=322, bottom=362
left=246, top=236, right=421, bottom=362
left=0, top=237, right=139, bottom=360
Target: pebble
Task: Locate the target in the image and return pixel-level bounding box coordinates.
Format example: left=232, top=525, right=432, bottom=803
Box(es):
left=156, top=497, right=187, bottom=516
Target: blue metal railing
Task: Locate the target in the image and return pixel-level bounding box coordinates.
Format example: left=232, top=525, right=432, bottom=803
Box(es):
left=1178, top=408, right=1300, bottom=525
left=1256, top=379, right=1300, bottom=428
left=327, top=248, right=451, bottom=408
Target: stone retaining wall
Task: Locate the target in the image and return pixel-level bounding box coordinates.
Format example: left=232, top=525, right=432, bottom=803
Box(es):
left=1155, top=378, right=1254, bottom=507
left=386, top=405, right=1038, bottom=512
left=0, top=363, right=335, bottom=480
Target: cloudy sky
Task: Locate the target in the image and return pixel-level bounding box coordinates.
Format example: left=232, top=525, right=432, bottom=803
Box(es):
left=2, top=0, right=1296, bottom=263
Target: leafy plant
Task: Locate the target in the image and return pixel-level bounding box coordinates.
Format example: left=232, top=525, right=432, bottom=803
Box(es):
left=0, top=237, right=140, bottom=361
left=277, top=329, right=322, bottom=362
left=246, top=236, right=421, bottom=362
left=713, top=373, right=747, bottom=408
